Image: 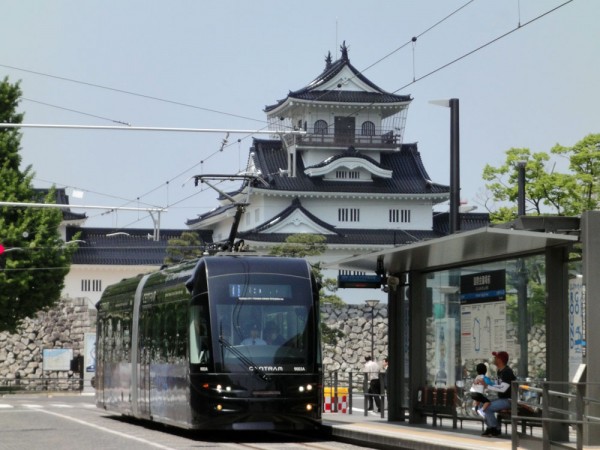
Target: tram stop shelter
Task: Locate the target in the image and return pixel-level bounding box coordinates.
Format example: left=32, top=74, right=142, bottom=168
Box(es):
left=331, top=211, right=600, bottom=446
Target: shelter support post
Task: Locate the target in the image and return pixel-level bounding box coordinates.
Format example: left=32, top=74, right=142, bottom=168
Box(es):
left=545, top=244, right=571, bottom=443
left=387, top=275, right=406, bottom=421
left=582, top=211, right=600, bottom=445
left=408, top=270, right=427, bottom=424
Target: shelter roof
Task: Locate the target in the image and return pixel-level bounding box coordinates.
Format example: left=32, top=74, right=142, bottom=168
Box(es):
left=329, top=225, right=579, bottom=274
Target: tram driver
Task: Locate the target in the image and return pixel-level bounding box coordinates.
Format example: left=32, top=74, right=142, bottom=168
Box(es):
left=241, top=324, right=267, bottom=345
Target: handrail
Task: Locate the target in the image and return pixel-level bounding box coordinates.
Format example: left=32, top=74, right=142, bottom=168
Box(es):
left=511, top=381, right=600, bottom=450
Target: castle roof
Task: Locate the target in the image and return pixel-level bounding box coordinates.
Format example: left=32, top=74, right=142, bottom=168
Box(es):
left=265, top=42, right=410, bottom=113
left=67, top=227, right=212, bottom=265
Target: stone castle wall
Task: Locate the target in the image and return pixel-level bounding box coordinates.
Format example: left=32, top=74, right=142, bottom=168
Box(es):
left=321, top=303, right=389, bottom=374
left=0, top=300, right=546, bottom=384
left=0, top=297, right=97, bottom=381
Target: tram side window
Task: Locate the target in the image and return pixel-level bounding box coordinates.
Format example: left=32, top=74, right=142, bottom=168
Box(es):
left=190, top=305, right=210, bottom=364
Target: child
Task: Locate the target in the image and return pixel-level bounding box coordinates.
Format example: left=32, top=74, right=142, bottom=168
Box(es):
left=469, top=362, right=492, bottom=418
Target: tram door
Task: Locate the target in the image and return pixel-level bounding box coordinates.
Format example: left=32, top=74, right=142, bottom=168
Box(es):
left=138, top=309, right=151, bottom=417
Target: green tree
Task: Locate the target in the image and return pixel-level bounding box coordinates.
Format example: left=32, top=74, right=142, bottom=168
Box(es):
left=481, top=134, right=600, bottom=222
left=270, top=234, right=345, bottom=345
left=551, top=133, right=600, bottom=214
left=0, top=77, right=75, bottom=332
left=163, top=231, right=204, bottom=265
left=480, top=134, right=598, bottom=331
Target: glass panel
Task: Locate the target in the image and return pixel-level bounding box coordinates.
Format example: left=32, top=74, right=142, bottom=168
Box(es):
left=424, top=255, right=551, bottom=392
left=209, top=273, right=315, bottom=373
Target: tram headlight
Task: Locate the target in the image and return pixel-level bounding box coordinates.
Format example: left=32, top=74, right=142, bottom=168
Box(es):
left=306, top=384, right=313, bottom=391
left=216, top=404, right=223, bottom=411
left=298, top=386, right=305, bottom=392
left=298, top=384, right=313, bottom=393
left=207, top=384, right=232, bottom=394
left=306, top=404, right=313, bottom=411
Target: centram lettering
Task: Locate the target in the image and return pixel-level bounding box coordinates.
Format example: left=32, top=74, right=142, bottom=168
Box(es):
left=249, top=365, right=283, bottom=372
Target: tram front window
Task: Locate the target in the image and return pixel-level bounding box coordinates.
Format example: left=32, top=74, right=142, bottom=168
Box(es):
left=209, top=275, right=316, bottom=373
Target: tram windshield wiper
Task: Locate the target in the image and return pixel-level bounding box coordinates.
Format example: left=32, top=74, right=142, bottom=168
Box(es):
left=218, top=337, right=271, bottom=382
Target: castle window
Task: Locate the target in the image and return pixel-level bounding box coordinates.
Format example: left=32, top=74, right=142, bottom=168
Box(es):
left=82, top=279, right=102, bottom=292
left=361, top=121, right=375, bottom=136
left=335, top=170, right=360, bottom=179
left=314, top=120, right=328, bottom=135
left=339, top=269, right=366, bottom=276
left=338, top=208, right=360, bottom=222
left=389, top=208, right=411, bottom=223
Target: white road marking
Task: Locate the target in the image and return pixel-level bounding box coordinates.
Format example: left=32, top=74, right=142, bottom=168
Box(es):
left=0, top=404, right=14, bottom=408
left=37, top=408, right=177, bottom=450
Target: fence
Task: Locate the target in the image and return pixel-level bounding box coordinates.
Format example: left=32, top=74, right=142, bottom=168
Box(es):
left=511, top=381, right=600, bottom=450
left=324, top=370, right=386, bottom=418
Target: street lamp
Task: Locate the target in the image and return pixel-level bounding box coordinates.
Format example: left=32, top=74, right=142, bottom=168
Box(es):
left=430, top=98, right=460, bottom=234
left=365, top=299, right=380, bottom=357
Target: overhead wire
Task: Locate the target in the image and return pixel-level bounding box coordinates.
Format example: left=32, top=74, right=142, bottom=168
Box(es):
left=390, top=0, right=574, bottom=94
left=5, top=0, right=478, bottom=216
left=3, top=0, right=573, bottom=229
left=23, top=98, right=131, bottom=126
left=315, top=0, right=573, bottom=132
left=0, top=62, right=266, bottom=125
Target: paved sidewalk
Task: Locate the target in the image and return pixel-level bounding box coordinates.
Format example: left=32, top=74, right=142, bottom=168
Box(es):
left=322, top=411, right=520, bottom=450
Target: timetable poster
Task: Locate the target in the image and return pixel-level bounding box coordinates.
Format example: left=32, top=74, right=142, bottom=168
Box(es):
left=460, top=270, right=507, bottom=361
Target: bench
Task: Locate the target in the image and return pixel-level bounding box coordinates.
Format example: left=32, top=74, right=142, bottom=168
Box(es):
left=416, top=386, right=541, bottom=433
left=416, top=386, right=462, bottom=428
left=498, top=401, right=542, bottom=434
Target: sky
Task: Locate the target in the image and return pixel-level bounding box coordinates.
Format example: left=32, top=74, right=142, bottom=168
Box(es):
left=1, top=0, right=598, bottom=231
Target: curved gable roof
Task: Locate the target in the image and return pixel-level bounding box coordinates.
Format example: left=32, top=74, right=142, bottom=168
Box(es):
left=265, top=44, right=411, bottom=112
left=247, top=138, right=448, bottom=196
left=241, top=197, right=342, bottom=236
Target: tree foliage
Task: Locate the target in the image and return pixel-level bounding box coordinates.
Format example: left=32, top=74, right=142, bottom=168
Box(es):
left=163, top=231, right=204, bottom=265
left=480, top=134, right=598, bottom=333
left=0, top=77, right=75, bottom=332
left=269, top=233, right=327, bottom=258
left=551, top=133, right=600, bottom=214
left=480, top=134, right=600, bottom=222
left=269, top=234, right=345, bottom=345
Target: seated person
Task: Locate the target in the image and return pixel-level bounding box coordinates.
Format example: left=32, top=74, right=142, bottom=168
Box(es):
left=470, top=362, right=492, bottom=418
left=241, top=324, right=266, bottom=345
left=263, top=322, right=285, bottom=345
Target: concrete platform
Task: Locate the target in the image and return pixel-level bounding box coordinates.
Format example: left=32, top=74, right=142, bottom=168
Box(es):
left=321, top=410, right=599, bottom=450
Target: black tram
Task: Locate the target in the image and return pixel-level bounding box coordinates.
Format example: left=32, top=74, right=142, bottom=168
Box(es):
left=95, top=255, right=322, bottom=430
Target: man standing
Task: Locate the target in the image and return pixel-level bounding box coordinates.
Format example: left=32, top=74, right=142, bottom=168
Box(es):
left=481, top=351, right=516, bottom=437
left=363, top=356, right=381, bottom=412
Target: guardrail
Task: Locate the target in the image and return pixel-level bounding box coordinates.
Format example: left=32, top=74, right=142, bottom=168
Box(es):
left=0, top=376, right=93, bottom=393
left=511, top=381, right=600, bottom=450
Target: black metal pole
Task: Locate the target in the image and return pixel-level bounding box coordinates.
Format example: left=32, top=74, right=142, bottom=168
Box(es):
left=517, top=161, right=526, bottom=216
left=517, top=258, right=528, bottom=378
left=516, top=160, right=528, bottom=377
left=371, top=306, right=375, bottom=357
left=449, top=98, right=460, bottom=234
